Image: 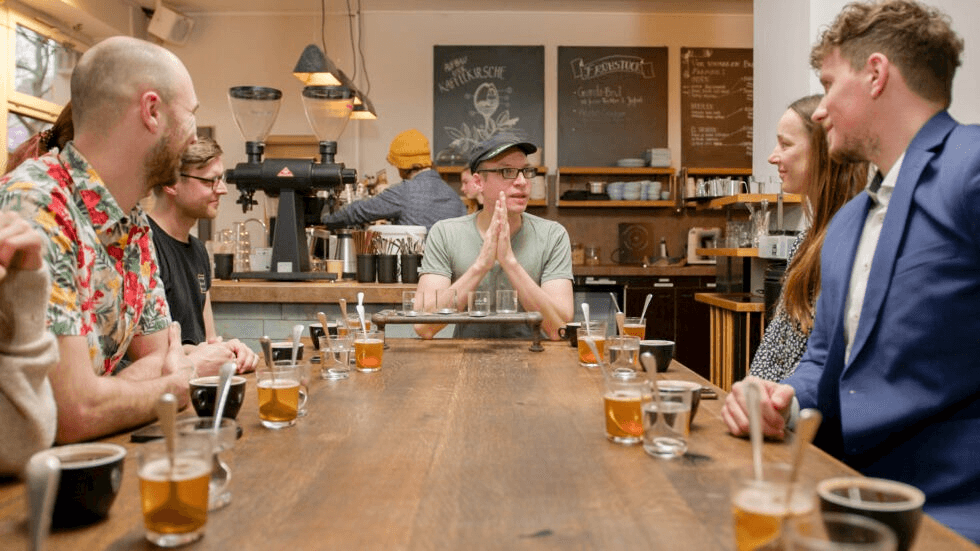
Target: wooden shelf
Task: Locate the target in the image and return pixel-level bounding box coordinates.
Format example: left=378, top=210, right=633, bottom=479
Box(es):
left=558, top=200, right=674, bottom=208
left=558, top=166, right=674, bottom=175
left=686, top=193, right=802, bottom=209
left=694, top=292, right=766, bottom=312
left=527, top=200, right=547, bottom=207
left=436, top=165, right=548, bottom=175
left=697, top=247, right=758, bottom=257
left=685, top=167, right=753, bottom=176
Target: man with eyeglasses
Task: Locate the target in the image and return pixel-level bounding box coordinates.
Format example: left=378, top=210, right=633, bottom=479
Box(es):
left=0, top=36, right=205, bottom=443
left=148, top=137, right=258, bottom=375
left=415, top=135, right=574, bottom=340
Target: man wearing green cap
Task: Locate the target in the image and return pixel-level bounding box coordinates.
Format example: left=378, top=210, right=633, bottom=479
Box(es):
left=320, top=129, right=465, bottom=230
left=415, top=134, right=574, bottom=340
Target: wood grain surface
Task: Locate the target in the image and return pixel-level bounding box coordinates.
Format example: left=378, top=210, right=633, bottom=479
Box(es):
left=0, top=340, right=974, bottom=550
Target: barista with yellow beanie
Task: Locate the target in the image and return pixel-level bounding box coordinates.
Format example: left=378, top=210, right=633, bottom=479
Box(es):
left=320, top=129, right=466, bottom=230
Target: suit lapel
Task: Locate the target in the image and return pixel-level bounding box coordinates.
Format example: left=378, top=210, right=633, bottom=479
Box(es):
left=845, top=112, right=956, bottom=367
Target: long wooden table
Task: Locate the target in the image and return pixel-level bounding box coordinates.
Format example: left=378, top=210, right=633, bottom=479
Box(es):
left=0, top=340, right=975, bottom=550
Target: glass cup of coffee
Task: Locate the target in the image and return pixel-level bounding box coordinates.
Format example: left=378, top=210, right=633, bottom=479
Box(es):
left=817, top=477, right=924, bottom=551
left=137, top=432, right=212, bottom=547
left=176, top=417, right=238, bottom=511
left=256, top=364, right=305, bottom=429
left=577, top=321, right=607, bottom=368
left=320, top=334, right=353, bottom=380
left=273, top=360, right=311, bottom=417
left=730, top=463, right=815, bottom=551
left=623, top=316, right=645, bottom=339
left=603, top=368, right=651, bottom=445
left=354, top=329, right=385, bottom=372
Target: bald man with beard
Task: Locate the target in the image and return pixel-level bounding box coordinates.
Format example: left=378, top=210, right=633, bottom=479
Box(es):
left=0, top=36, right=204, bottom=443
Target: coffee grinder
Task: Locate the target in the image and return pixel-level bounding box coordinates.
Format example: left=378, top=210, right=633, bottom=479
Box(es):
left=224, top=85, right=357, bottom=280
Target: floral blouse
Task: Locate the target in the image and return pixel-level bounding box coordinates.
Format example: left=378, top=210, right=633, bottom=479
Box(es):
left=749, top=230, right=810, bottom=382
left=0, top=143, right=170, bottom=376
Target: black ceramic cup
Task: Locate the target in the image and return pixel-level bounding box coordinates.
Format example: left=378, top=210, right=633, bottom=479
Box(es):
left=356, top=254, right=377, bottom=283
left=377, top=254, right=398, bottom=283
left=400, top=254, right=422, bottom=284
left=558, top=322, right=581, bottom=347
left=189, top=375, right=247, bottom=419
left=35, top=443, right=127, bottom=528
left=270, top=341, right=303, bottom=363
left=213, top=253, right=234, bottom=280
left=817, top=477, right=925, bottom=551
left=639, top=340, right=674, bottom=372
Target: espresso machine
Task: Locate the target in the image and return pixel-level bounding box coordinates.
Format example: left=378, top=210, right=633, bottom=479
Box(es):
left=224, top=85, right=357, bottom=280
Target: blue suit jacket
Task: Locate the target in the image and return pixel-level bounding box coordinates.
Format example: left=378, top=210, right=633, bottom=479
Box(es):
left=784, top=111, right=980, bottom=542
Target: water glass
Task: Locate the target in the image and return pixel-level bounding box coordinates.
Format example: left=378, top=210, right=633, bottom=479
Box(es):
left=642, top=385, right=692, bottom=459
left=607, top=335, right=640, bottom=368
left=435, top=288, right=457, bottom=314
left=320, top=335, right=353, bottom=380
left=496, top=289, right=518, bottom=313
left=402, top=290, right=419, bottom=317
left=468, top=290, right=490, bottom=317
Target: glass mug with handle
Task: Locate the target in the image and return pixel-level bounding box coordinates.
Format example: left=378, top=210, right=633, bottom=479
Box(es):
left=256, top=364, right=305, bottom=429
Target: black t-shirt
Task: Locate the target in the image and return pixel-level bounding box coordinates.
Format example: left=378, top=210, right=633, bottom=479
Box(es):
left=148, top=217, right=210, bottom=345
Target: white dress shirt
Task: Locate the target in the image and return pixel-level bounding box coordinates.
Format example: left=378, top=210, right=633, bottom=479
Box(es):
left=844, top=154, right=904, bottom=362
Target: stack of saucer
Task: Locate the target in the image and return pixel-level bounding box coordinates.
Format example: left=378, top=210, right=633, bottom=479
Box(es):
left=644, top=148, right=671, bottom=167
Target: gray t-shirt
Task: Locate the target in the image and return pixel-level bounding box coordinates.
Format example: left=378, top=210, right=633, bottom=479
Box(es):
left=421, top=212, right=573, bottom=338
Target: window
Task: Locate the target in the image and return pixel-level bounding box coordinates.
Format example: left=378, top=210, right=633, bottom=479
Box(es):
left=2, top=7, right=85, bottom=171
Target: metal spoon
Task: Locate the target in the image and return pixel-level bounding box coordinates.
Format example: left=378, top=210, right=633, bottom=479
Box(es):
left=640, top=352, right=669, bottom=435
left=26, top=453, right=60, bottom=551
left=639, top=293, right=653, bottom=325
left=581, top=302, right=592, bottom=338
left=356, top=304, right=368, bottom=336
left=787, top=409, right=822, bottom=486
left=609, top=292, right=621, bottom=313
left=212, top=362, right=236, bottom=432
left=259, top=335, right=272, bottom=369
left=290, top=324, right=303, bottom=364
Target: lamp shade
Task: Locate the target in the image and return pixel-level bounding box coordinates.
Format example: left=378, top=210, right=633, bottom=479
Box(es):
left=293, top=44, right=342, bottom=86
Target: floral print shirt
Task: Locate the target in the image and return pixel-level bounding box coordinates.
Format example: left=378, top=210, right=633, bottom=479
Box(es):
left=749, top=229, right=810, bottom=382
left=0, top=143, right=170, bottom=375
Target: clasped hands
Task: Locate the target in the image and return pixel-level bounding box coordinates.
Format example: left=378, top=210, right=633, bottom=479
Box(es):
left=721, top=376, right=797, bottom=440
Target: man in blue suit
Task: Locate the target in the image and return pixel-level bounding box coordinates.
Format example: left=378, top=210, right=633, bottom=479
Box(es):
left=721, top=0, right=979, bottom=543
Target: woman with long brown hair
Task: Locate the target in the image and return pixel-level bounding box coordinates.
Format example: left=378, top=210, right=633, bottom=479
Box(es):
left=750, top=95, right=868, bottom=381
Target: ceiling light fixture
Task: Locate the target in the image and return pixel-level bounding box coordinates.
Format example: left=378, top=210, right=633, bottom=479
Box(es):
left=292, top=44, right=343, bottom=87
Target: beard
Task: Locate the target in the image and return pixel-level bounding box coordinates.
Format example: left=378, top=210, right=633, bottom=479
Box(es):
left=144, top=133, right=182, bottom=191
left=829, top=128, right=879, bottom=165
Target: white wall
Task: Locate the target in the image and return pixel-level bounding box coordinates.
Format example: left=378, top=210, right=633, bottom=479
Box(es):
left=754, top=0, right=980, bottom=178
left=167, top=8, right=752, bottom=234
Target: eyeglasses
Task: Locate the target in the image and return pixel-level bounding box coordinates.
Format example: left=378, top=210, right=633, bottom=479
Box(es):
left=180, top=172, right=225, bottom=191
left=476, top=167, right=538, bottom=180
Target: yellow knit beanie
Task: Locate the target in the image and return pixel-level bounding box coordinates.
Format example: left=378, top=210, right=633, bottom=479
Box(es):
left=386, top=129, right=432, bottom=170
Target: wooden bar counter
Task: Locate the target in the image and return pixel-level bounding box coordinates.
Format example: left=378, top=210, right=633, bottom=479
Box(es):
left=0, top=340, right=974, bottom=550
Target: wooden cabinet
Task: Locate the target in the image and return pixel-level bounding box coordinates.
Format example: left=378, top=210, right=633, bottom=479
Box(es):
left=624, top=276, right=715, bottom=380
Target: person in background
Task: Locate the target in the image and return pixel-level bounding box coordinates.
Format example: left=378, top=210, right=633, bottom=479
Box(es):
left=0, top=212, right=57, bottom=474
left=0, top=36, right=202, bottom=443
left=320, top=129, right=466, bottom=231
left=722, top=0, right=980, bottom=542
left=459, top=167, right=482, bottom=213
left=414, top=135, right=574, bottom=340
left=749, top=95, right=867, bottom=381
left=148, top=137, right=258, bottom=374
left=4, top=102, right=73, bottom=174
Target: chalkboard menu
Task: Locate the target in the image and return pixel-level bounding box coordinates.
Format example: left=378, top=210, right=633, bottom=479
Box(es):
left=557, top=46, right=668, bottom=167
left=680, top=47, right=753, bottom=169
left=432, top=46, right=544, bottom=165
